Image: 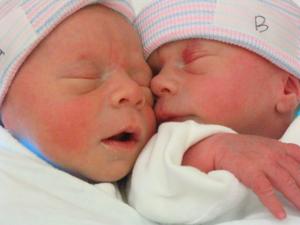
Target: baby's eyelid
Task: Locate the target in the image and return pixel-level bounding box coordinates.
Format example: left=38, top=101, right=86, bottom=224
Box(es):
left=183, top=54, right=202, bottom=65
left=183, top=51, right=214, bottom=65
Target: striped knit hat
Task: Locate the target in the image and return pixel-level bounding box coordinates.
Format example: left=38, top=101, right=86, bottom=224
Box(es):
left=0, top=0, right=134, bottom=107
left=135, top=0, right=300, bottom=79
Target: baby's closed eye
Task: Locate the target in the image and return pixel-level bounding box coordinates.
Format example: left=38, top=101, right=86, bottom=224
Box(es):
left=59, top=76, right=102, bottom=95
left=183, top=56, right=214, bottom=76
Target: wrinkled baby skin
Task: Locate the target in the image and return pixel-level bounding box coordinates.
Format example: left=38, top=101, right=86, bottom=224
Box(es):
left=1, top=5, right=156, bottom=182
left=150, top=38, right=300, bottom=220
left=149, top=39, right=296, bottom=138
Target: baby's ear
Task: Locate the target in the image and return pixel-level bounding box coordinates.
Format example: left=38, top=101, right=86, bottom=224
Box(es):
left=276, top=74, right=300, bottom=114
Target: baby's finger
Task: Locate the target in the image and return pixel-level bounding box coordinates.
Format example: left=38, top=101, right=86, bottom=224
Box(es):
left=266, top=164, right=300, bottom=210
left=278, top=155, right=300, bottom=187
left=285, top=143, right=300, bottom=163
left=250, top=172, right=286, bottom=219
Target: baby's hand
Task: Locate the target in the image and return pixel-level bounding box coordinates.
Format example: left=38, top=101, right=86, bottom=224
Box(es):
left=182, top=133, right=300, bottom=220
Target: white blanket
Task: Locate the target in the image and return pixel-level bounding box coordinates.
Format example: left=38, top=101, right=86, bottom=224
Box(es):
left=128, top=118, right=300, bottom=225
left=0, top=126, right=157, bottom=225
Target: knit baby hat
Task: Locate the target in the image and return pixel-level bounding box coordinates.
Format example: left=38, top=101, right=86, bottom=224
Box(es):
left=0, top=0, right=134, bottom=107
left=135, top=0, right=300, bottom=79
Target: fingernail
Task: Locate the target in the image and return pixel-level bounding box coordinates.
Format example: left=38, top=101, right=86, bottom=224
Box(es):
left=277, top=212, right=286, bottom=220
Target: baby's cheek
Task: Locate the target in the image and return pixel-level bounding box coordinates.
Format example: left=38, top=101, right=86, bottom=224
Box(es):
left=41, top=101, right=97, bottom=154
left=191, top=84, right=240, bottom=122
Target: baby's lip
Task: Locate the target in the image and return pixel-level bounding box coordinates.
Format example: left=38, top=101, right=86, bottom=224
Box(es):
left=101, top=126, right=141, bottom=150
left=155, top=103, right=200, bottom=123
left=158, top=113, right=200, bottom=124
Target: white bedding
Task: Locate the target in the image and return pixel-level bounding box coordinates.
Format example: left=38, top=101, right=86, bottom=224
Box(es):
left=0, top=126, right=156, bottom=225
left=128, top=118, right=300, bottom=225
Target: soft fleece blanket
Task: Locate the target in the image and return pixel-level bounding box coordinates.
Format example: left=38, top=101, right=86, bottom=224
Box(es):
left=128, top=118, right=300, bottom=225
left=0, top=126, right=156, bottom=225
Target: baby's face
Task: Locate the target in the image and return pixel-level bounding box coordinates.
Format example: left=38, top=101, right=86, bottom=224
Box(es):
left=1, top=5, right=156, bottom=182
left=149, top=39, right=283, bottom=136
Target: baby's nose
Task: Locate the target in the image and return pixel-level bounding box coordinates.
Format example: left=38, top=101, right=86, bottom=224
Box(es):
left=111, top=78, right=145, bottom=109
left=151, top=73, right=178, bottom=97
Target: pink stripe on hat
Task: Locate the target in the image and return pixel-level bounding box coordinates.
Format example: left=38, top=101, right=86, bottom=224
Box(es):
left=135, top=0, right=300, bottom=79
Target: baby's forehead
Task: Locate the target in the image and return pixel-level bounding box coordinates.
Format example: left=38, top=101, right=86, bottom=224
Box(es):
left=0, top=0, right=135, bottom=107
left=25, top=7, right=140, bottom=66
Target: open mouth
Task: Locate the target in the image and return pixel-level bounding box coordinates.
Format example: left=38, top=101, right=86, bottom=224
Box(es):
left=110, top=132, right=135, bottom=142
left=102, top=128, right=140, bottom=150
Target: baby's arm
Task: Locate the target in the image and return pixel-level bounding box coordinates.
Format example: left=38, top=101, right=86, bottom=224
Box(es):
left=183, top=131, right=300, bottom=220
left=128, top=121, right=250, bottom=225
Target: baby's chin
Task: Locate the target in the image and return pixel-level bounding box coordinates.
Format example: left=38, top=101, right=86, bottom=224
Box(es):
left=75, top=162, right=134, bottom=183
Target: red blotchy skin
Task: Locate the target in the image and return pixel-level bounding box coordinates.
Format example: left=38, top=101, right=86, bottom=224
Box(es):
left=150, top=39, right=289, bottom=138
left=1, top=5, right=156, bottom=182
